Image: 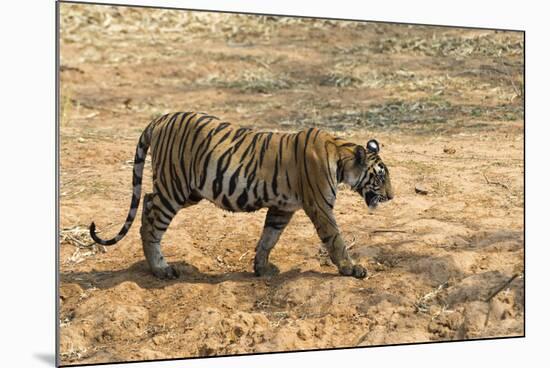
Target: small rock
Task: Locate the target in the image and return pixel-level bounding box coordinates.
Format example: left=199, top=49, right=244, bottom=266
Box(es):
left=415, top=185, right=429, bottom=195
left=77, top=137, right=85, bottom=143
left=297, top=327, right=311, bottom=340
left=443, top=147, right=457, bottom=154
left=233, top=325, right=244, bottom=338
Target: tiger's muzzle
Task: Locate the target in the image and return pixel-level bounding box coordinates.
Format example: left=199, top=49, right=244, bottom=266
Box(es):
left=364, top=190, right=391, bottom=210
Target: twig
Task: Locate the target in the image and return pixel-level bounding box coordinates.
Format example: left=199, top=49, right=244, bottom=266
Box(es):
left=484, top=273, right=521, bottom=327
left=403, top=150, right=523, bottom=162
left=238, top=250, right=250, bottom=261
left=345, top=234, right=357, bottom=250
left=485, top=273, right=520, bottom=302
left=371, top=229, right=408, bottom=234
left=482, top=172, right=510, bottom=191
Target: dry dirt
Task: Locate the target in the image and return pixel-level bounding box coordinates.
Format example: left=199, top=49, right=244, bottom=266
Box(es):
left=58, top=4, right=524, bottom=365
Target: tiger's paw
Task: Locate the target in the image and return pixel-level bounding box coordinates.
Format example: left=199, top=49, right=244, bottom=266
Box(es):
left=254, top=262, right=280, bottom=277
left=152, top=265, right=179, bottom=280
left=338, top=264, right=367, bottom=279
left=352, top=264, right=367, bottom=279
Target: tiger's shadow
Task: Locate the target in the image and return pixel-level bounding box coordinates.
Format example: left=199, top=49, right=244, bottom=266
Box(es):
left=60, top=260, right=337, bottom=291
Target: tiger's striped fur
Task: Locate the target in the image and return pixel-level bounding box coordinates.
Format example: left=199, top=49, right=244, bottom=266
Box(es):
left=90, top=112, right=393, bottom=279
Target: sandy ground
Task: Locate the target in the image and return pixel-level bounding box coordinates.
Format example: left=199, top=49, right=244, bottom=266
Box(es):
left=58, top=4, right=524, bottom=365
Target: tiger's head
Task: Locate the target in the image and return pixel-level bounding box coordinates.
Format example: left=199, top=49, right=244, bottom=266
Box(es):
left=341, top=139, right=394, bottom=209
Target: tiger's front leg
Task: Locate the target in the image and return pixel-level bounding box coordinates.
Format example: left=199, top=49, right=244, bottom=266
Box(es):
left=322, top=232, right=366, bottom=278
left=254, top=208, right=294, bottom=276
left=305, top=206, right=367, bottom=279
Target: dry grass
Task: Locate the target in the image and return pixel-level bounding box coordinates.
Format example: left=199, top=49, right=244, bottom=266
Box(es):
left=60, top=3, right=369, bottom=47
left=200, top=69, right=294, bottom=94
left=60, top=345, right=88, bottom=361
left=414, top=282, right=449, bottom=313
left=61, top=226, right=94, bottom=248
left=366, top=32, right=523, bottom=58
left=61, top=226, right=106, bottom=265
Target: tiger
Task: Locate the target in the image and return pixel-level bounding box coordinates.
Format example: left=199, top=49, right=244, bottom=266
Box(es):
left=90, top=112, right=393, bottom=280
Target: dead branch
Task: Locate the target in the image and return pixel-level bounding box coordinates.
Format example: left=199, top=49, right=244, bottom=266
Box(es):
left=238, top=250, right=250, bottom=261
left=484, top=273, right=521, bottom=327
left=485, top=273, right=521, bottom=303
left=371, top=229, right=408, bottom=234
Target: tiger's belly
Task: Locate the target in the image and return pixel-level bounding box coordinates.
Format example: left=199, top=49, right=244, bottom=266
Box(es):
left=198, top=180, right=301, bottom=213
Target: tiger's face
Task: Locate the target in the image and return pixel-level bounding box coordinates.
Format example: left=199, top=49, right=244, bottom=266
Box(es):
left=343, top=139, right=394, bottom=209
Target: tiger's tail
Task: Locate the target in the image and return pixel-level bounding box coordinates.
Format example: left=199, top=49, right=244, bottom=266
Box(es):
left=89, top=123, right=152, bottom=246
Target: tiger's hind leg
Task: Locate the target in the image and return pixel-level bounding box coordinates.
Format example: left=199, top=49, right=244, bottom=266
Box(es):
left=254, top=208, right=294, bottom=276
left=140, top=192, right=183, bottom=279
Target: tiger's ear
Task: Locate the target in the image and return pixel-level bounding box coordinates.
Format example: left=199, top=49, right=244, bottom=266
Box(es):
left=354, top=146, right=367, bottom=166
left=367, top=139, right=380, bottom=154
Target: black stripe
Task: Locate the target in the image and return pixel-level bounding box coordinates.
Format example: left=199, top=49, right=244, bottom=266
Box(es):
left=258, top=133, right=273, bottom=167
left=278, top=136, right=284, bottom=162
left=152, top=204, right=174, bottom=223
left=157, top=113, right=181, bottom=167
left=232, top=133, right=248, bottom=153
left=156, top=215, right=171, bottom=227
left=192, top=131, right=216, bottom=185
left=239, top=134, right=260, bottom=164
left=213, top=122, right=231, bottom=134
left=196, top=127, right=234, bottom=190
left=246, top=165, right=257, bottom=190
left=336, top=159, right=344, bottom=183
left=272, top=155, right=279, bottom=196
left=190, top=115, right=215, bottom=148
left=134, top=151, right=145, bottom=164
left=198, top=150, right=214, bottom=190
left=244, top=155, right=257, bottom=178
left=157, top=192, right=177, bottom=216
left=229, top=165, right=243, bottom=196
left=293, top=132, right=300, bottom=164
left=312, top=129, right=321, bottom=142
left=169, top=163, right=186, bottom=206
left=322, top=151, right=337, bottom=197
left=157, top=113, right=182, bottom=195
left=222, top=195, right=234, bottom=211
left=212, top=148, right=233, bottom=199
left=153, top=223, right=169, bottom=232
left=316, top=182, right=334, bottom=209
left=176, top=112, right=196, bottom=159
left=232, top=127, right=251, bottom=142
left=130, top=193, right=139, bottom=209
left=236, top=190, right=248, bottom=210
